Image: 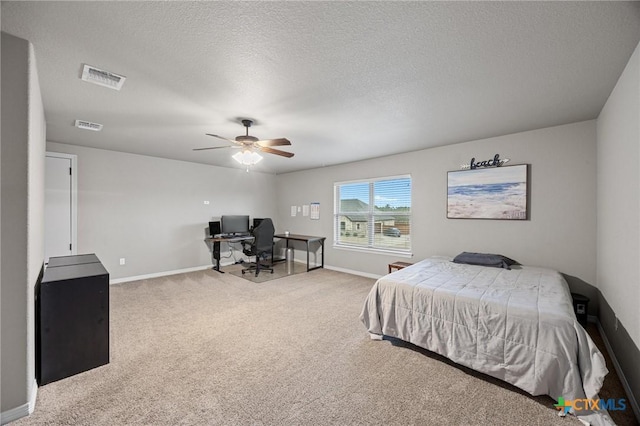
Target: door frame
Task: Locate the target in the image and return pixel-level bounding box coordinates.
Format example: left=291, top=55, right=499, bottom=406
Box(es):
left=46, top=151, right=78, bottom=256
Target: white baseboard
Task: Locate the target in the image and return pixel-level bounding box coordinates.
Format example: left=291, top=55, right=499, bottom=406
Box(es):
left=324, top=264, right=381, bottom=280
left=1, top=379, right=37, bottom=425
left=29, top=379, right=37, bottom=414
left=0, top=403, right=29, bottom=425
left=29, top=377, right=38, bottom=415
left=109, top=264, right=214, bottom=285
left=596, top=319, right=640, bottom=422
left=109, top=256, right=304, bottom=285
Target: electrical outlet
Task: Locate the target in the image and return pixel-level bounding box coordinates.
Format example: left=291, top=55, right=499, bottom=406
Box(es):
left=119, top=258, right=126, bottom=266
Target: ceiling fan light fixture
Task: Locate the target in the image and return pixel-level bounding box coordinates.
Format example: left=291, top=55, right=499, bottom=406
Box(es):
left=232, top=150, right=263, bottom=166
left=196, top=119, right=293, bottom=165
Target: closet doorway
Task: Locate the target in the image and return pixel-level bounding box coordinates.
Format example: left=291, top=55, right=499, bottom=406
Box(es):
left=45, top=152, right=77, bottom=263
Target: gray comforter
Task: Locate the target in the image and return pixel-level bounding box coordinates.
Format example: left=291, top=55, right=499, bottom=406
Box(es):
left=360, top=257, right=608, bottom=407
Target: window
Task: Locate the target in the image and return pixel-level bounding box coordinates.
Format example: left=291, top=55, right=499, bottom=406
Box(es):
left=334, top=175, right=411, bottom=253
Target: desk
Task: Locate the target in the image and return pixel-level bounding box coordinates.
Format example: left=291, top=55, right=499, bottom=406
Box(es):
left=205, top=236, right=253, bottom=273
left=274, top=234, right=325, bottom=272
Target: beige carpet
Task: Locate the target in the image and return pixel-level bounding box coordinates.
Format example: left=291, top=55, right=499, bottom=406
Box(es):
left=17, top=268, right=635, bottom=425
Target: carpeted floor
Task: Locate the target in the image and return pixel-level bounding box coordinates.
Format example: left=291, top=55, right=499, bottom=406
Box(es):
left=16, top=268, right=637, bottom=425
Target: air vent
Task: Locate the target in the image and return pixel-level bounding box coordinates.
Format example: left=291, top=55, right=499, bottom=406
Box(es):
left=81, top=64, right=126, bottom=90
left=75, top=120, right=103, bottom=132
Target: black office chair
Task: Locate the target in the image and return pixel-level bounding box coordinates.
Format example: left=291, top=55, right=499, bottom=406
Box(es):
left=241, top=218, right=275, bottom=276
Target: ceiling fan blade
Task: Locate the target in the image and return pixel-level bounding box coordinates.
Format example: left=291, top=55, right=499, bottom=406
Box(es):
left=256, top=138, right=291, bottom=147
left=205, top=134, right=242, bottom=145
left=192, top=146, right=232, bottom=151
left=258, top=146, right=295, bottom=158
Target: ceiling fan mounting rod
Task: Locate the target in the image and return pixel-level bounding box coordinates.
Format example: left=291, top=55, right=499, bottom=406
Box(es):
left=241, top=119, right=253, bottom=136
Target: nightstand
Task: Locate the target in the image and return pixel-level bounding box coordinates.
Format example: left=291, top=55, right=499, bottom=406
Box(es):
left=388, top=261, right=413, bottom=274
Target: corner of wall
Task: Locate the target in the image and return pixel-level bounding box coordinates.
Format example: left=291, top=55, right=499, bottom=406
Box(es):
left=595, top=38, right=640, bottom=424
left=1, top=31, right=45, bottom=421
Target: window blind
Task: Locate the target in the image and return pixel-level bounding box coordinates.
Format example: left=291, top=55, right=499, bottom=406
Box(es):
left=334, top=175, right=411, bottom=253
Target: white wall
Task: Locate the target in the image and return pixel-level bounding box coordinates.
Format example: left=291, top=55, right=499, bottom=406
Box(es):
left=1, top=32, right=45, bottom=420
left=597, top=40, right=640, bottom=348
left=46, top=142, right=278, bottom=280
left=276, top=121, right=597, bottom=287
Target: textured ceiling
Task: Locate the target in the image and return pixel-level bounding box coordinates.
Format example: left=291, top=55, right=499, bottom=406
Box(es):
left=2, top=1, right=640, bottom=174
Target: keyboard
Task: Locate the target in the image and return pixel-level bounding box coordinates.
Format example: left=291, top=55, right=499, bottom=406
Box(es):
left=215, top=233, right=251, bottom=240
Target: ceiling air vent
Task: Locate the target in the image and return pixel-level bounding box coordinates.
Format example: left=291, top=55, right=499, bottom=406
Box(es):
left=75, top=120, right=103, bottom=132
left=81, top=64, right=126, bottom=90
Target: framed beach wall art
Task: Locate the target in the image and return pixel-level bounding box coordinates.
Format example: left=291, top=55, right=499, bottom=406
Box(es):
left=447, top=164, right=528, bottom=220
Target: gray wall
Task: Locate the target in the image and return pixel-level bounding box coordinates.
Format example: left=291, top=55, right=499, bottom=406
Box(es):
left=596, top=40, right=640, bottom=350
left=46, top=142, right=278, bottom=280
left=596, top=40, right=640, bottom=413
left=1, top=32, right=46, bottom=418
left=276, top=121, right=597, bottom=289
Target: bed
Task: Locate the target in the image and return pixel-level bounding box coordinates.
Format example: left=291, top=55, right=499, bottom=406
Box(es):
left=360, top=257, right=608, bottom=420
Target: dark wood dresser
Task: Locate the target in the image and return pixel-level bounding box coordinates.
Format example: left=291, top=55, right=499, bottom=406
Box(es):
left=36, top=254, right=109, bottom=385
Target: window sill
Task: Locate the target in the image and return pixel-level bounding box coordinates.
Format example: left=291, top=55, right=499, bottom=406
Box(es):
left=333, top=244, right=413, bottom=258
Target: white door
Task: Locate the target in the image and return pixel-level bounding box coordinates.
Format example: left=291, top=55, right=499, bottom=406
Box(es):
left=45, top=153, right=77, bottom=262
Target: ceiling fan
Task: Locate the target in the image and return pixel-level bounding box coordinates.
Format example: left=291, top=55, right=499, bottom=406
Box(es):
left=194, top=119, right=294, bottom=160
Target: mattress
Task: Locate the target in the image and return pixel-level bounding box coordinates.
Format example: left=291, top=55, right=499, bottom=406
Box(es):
left=360, top=257, right=608, bottom=415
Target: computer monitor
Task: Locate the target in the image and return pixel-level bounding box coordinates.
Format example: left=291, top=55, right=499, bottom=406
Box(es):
left=220, top=215, right=250, bottom=235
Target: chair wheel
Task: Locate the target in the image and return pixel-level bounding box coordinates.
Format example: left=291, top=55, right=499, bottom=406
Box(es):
left=270, top=270, right=274, bottom=274
left=241, top=270, right=245, bottom=275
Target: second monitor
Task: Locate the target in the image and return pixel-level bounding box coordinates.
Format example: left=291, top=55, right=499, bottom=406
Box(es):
left=220, top=215, right=250, bottom=236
